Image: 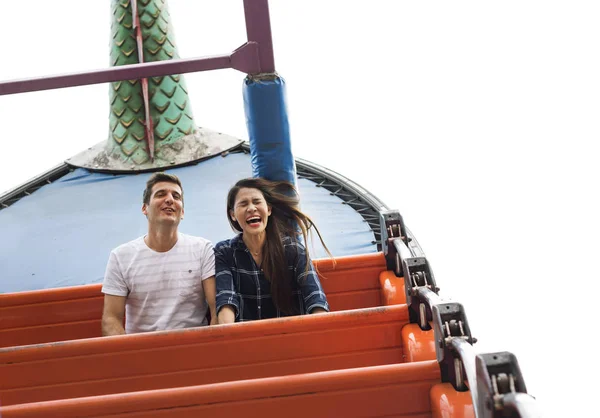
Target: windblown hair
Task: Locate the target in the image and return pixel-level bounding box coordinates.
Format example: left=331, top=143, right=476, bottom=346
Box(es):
left=142, top=172, right=183, bottom=205
left=226, top=178, right=331, bottom=314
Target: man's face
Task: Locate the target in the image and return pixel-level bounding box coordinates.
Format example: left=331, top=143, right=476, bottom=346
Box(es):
left=142, top=181, right=184, bottom=227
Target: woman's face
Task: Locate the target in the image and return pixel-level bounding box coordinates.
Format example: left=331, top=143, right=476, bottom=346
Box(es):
left=231, top=187, right=272, bottom=236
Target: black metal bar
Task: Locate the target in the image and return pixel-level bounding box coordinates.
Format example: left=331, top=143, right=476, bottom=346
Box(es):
left=0, top=163, right=71, bottom=210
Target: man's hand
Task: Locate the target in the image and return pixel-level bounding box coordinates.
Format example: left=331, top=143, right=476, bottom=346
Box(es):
left=101, top=294, right=126, bottom=336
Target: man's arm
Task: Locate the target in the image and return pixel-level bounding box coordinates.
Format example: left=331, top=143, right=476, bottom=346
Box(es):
left=101, top=250, right=129, bottom=335
left=202, top=276, right=217, bottom=325
left=101, top=294, right=126, bottom=336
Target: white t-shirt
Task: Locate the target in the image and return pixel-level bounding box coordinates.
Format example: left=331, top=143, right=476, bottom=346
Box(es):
left=102, top=233, right=215, bottom=334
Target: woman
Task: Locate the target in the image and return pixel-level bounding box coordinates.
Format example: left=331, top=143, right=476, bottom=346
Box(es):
left=215, top=178, right=331, bottom=323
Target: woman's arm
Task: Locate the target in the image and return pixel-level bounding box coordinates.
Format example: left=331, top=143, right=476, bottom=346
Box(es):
left=293, top=242, right=330, bottom=314
left=214, top=243, right=240, bottom=324
left=217, top=305, right=236, bottom=324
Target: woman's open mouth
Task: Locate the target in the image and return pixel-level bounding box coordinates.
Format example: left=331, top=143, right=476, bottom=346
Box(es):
left=246, top=216, right=261, bottom=227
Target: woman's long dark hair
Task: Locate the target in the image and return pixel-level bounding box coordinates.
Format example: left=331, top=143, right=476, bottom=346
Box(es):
left=226, top=178, right=331, bottom=314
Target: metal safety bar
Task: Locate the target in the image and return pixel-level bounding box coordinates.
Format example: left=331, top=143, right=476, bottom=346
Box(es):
left=432, top=302, right=476, bottom=391
left=380, top=209, right=440, bottom=327
left=414, top=286, right=441, bottom=329
left=393, top=238, right=439, bottom=326
left=450, top=338, right=478, bottom=394
left=0, top=0, right=274, bottom=96
left=379, top=210, right=408, bottom=271
left=379, top=210, right=540, bottom=417
left=476, top=352, right=541, bottom=417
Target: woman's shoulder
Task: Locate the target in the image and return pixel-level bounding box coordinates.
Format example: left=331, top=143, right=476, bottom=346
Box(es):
left=215, top=234, right=243, bottom=251
left=282, top=235, right=307, bottom=255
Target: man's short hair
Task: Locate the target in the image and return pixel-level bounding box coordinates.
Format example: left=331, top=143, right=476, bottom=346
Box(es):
left=142, top=172, right=183, bottom=205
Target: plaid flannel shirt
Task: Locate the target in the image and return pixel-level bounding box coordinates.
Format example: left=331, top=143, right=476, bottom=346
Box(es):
left=215, top=234, right=329, bottom=321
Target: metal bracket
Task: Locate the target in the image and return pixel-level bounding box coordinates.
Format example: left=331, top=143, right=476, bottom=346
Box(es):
left=393, top=238, right=439, bottom=327
left=379, top=210, right=439, bottom=328
left=432, top=302, right=476, bottom=391
left=230, top=42, right=261, bottom=74
left=398, top=245, right=438, bottom=306
left=476, top=352, right=539, bottom=417
left=379, top=210, right=408, bottom=271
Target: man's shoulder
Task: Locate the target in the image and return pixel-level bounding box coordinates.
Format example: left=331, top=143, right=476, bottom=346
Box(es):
left=112, top=236, right=146, bottom=256
left=178, top=233, right=213, bottom=249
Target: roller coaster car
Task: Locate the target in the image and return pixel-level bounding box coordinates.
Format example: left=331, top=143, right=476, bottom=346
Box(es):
left=0, top=1, right=538, bottom=416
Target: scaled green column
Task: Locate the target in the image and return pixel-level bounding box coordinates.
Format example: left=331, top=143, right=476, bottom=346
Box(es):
left=108, top=0, right=196, bottom=166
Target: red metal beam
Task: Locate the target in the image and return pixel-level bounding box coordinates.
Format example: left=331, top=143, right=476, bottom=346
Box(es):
left=0, top=43, right=263, bottom=97
left=243, top=0, right=276, bottom=73
left=0, top=2, right=276, bottom=96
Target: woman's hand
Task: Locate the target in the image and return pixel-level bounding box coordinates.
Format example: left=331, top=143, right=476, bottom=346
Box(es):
left=217, top=305, right=236, bottom=324
left=310, top=307, right=327, bottom=314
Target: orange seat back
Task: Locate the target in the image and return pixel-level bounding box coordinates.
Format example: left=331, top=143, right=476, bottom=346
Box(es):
left=0, top=253, right=387, bottom=348
left=0, top=360, right=440, bottom=418
left=0, top=304, right=408, bottom=406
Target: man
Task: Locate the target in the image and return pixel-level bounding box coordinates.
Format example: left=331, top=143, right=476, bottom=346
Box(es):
left=101, top=172, right=216, bottom=335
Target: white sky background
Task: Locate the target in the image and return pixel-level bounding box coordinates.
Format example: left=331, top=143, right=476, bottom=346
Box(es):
left=1, top=1, right=598, bottom=415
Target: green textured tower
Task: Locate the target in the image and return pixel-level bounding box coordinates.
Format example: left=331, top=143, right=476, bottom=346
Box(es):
left=67, top=0, right=241, bottom=171
left=107, top=0, right=196, bottom=166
